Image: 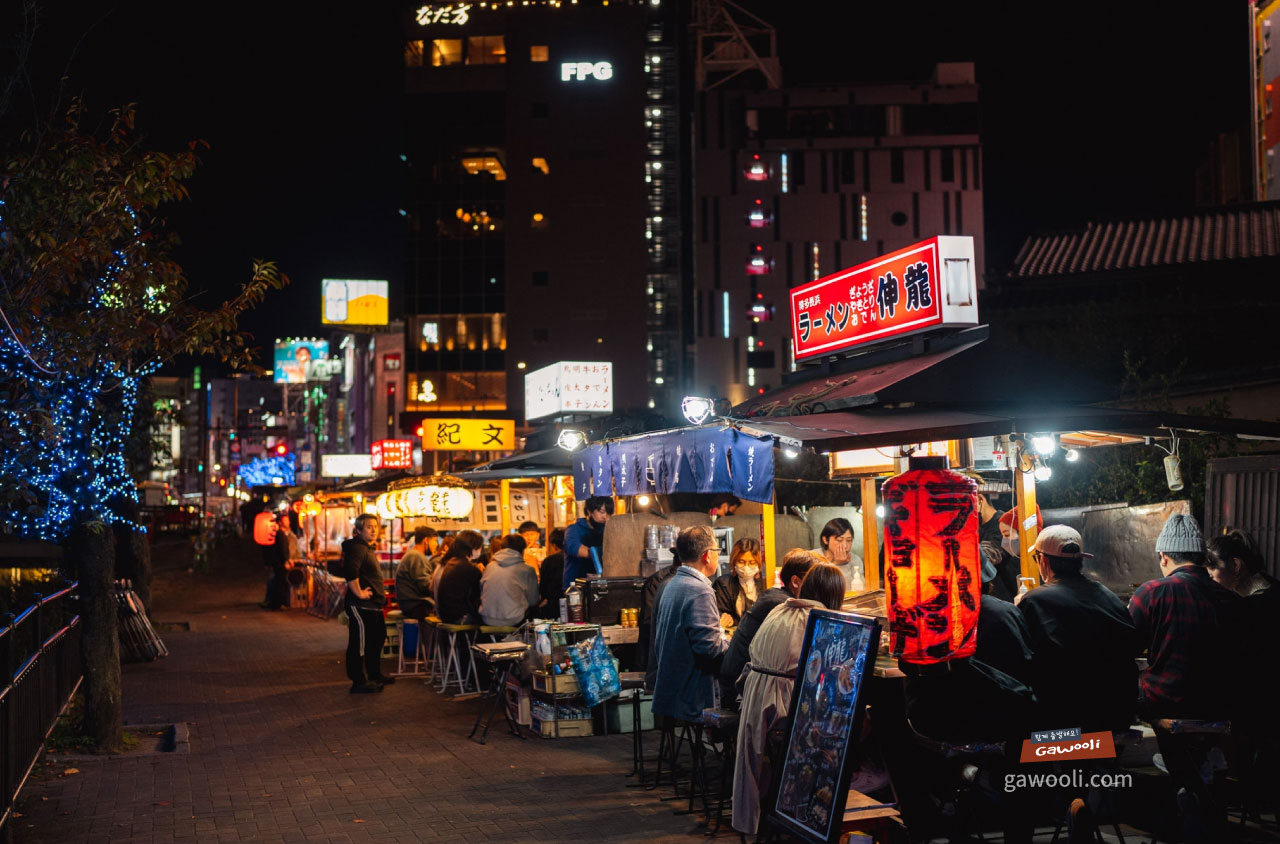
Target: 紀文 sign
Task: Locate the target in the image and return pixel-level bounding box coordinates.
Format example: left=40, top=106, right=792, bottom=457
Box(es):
left=421, top=419, right=515, bottom=451
left=790, top=235, right=978, bottom=361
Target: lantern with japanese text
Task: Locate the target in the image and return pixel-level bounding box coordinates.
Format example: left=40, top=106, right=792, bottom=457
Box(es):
left=253, top=510, right=280, bottom=546
left=882, top=466, right=980, bottom=664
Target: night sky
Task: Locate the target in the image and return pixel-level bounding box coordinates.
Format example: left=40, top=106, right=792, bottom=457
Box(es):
left=5, top=1, right=1248, bottom=371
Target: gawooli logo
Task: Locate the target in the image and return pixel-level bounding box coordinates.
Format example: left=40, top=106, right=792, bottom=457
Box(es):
left=1019, top=729, right=1116, bottom=764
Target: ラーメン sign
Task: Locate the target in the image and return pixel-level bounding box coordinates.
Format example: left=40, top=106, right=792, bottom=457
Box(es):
left=790, top=236, right=978, bottom=361
left=421, top=418, right=515, bottom=451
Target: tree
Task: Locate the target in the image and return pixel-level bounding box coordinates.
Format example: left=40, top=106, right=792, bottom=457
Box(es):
left=0, top=101, right=287, bottom=749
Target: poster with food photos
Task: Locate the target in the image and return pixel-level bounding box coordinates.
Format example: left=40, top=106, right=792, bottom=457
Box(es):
left=769, top=610, right=881, bottom=844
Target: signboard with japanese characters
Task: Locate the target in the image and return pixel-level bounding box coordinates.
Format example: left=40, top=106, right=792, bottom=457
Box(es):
left=421, top=419, right=516, bottom=452
left=524, top=361, right=614, bottom=421
left=320, top=453, right=375, bottom=478
left=789, top=236, right=978, bottom=362
left=371, top=439, right=415, bottom=470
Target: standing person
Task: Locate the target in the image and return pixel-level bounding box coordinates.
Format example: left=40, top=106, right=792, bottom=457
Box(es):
left=708, top=493, right=742, bottom=521
left=719, top=549, right=820, bottom=709
left=434, top=530, right=486, bottom=625
left=651, top=526, right=730, bottom=724
left=343, top=514, right=391, bottom=693
left=1017, top=526, right=1135, bottom=730
left=713, top=538, right=764, bottom=627
left=260, top=511, right=288, bottom=610
left=536, top=528, right=566, bottom=616
left=732, top=564, right=846, bottom=836
left=480, top=534, right=541, bottom=626
left=394, top=527, right=438, bottom=622
left=813, top=517, right=864, bottom=593
left=563, top=496, right=613, bottom=591
left=517, top=520, right=545, bottom=569
left=640, top=545, right=682, bottom=680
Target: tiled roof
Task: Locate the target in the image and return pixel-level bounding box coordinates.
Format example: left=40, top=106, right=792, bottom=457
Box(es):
left=1010, top=202, right=1280, bottom=278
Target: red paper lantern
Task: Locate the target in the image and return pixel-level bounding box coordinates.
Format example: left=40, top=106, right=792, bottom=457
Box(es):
left=882, top=467, right=980, bottom=665
left=253, top=511, right=280, bottom=546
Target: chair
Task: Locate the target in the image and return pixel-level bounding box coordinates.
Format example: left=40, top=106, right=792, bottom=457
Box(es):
left=422, top=616, right=441, bottom=682
left=434, top=622, right=480, bottom=695
left=700, top=707, right=740, bottom=835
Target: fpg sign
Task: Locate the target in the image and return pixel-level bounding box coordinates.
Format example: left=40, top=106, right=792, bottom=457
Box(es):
left=790, top=236, right=978, bottom=361
left=561, top=61, right=613, bottom=82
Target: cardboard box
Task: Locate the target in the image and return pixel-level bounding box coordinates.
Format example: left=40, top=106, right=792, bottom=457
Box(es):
left=532, top=670, right=580, bottom=695
left=505, top=677, right=531, bottom=727
left=531, top=715, right=594, bottom=738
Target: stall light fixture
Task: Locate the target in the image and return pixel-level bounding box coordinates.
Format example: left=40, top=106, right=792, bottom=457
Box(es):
left=1031, top=435, right=1057, bottom=456
left=1064, top=448, right=1080, bottom=462
left=1034, top=463, right=1053, bottom=482
left=557, top=429, right=588, bottom=451
left=784, top=448, right=798, bottom=459
left=636, top=495, right=651, bottom=506
left=876, top=505, right=885, bottom=518
left=681, top=396, right=715, bottom=426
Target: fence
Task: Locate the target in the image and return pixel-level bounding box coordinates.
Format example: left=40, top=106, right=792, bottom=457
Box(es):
left=0, top=583, right=82, bottom=833
left=1205, top=456, right=1280, bottom=579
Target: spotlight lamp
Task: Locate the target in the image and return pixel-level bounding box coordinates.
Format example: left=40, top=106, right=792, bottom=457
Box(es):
left=1031, top=435, right=1057, bottom=456
left=1033, top=461, right=1053, bottom=482
left=681, top=396, right=715, bottom=426
left=1064, top=448, right=1080, bottom=463
left=557, top=429, right=588, bottom=452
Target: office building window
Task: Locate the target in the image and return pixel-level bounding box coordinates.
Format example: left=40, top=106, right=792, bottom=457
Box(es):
left=530, top=45, right=549, bottom=62
left=531, top=102, right=549, bottom=118
left=532, top=271, right=549, bottom=287
left=941, top=148, right=955, bottom=182
left=531, top=211, right=548, bottom=229
left=459, top=156, right=507, bottom=180
left=533, top=328, right=549, bottom=344
left=405, top=40, right=425, bottom=68
left=466, top=36, right=506, bottom=65
left=531, top=157, right=550, bottom=175
left=431, top=39, right=462, bottom=66
left=890, top=149, right=905, bottom=184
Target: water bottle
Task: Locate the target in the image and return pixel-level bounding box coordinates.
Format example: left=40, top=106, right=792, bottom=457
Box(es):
left=566, top=582, right=584, bottom=623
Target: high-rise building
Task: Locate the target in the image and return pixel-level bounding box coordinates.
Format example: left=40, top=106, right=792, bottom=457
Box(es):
left=401, top=0, right=688, bottom=430
left=1252, top=0, right=1280, bottom=199
left=690, top=62, right=984, bottom=405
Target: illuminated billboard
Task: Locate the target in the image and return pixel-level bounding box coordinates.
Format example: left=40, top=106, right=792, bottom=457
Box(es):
left=320, top=454, right=374, bottom=478
left=273, top=338, right=331, bottom=384
left=238, top=455, right=296, bottom=487
left=371, top=439, right=415, bottom=470
left=321, top=279, right=389, bottom=326
left=524, top=361, right=613, bottom=421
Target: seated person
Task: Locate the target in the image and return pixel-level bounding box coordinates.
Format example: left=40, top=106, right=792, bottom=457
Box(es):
left=393, top=527, right=438, bottom=622
left=713, top=538, right=763, bottom=627
left=1018, top=525, right=1135, bottom=731
left=535, top=528, right=566, bottom=617
left=733, top=564, right=846, bottom=836
left=718, top=548, right=819, bottom=709
left=434, top=530, right=486, bottom=625
left=517, top=520, right=545, bottom=570
left=975, top=546, right=1034, bottom=685
left=480, top=534, right=540, bottom=628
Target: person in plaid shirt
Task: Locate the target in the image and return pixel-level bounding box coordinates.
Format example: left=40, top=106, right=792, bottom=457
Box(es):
left=1129, top=513, right=1240, bottom=718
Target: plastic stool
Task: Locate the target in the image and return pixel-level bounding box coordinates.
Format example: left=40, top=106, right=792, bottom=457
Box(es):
left=395, top=618, right=429, bottom=676
left=422, top=616, right=441, bottom=682
left=434, top=623, right=479, bottom=695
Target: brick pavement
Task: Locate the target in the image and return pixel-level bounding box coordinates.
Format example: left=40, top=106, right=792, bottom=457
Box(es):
left=11, top=538, right=711, bottom=844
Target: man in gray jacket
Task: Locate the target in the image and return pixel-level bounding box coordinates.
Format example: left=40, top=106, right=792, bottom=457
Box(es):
left=394, top=527, right=438, bottom=622
left=480, top=534, right=540, bottom=627
left=652, top=526, right=729, bottom=723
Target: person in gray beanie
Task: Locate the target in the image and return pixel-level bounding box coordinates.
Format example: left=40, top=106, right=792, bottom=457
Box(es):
left=1128, top=512, right=1242, bottom=840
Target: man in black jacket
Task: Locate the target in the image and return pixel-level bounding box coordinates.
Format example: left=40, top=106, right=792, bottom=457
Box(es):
left=343, top=514, right=391, bottom=693
left=717, top=549, right=818, bottom=709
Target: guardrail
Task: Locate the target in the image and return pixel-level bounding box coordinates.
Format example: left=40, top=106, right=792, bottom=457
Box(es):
left=0, top=583, right=82, bottom=833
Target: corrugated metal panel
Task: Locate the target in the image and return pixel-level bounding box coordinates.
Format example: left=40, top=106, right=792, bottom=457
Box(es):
left=1205, top=456, right=1280, bottom=580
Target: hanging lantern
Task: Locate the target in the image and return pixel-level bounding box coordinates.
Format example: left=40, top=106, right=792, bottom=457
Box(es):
left=253, top=511, right=280, bottom=546
left=882, top=466, right=980, bottom=665
left=375, top=493, right=396, bottom=521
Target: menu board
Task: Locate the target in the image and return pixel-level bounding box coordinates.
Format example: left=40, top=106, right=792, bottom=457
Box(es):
left=769, top=610, right=881, bottom=844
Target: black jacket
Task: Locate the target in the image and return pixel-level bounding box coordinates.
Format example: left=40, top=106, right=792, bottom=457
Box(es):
left=712, top=573, right=765, bottom=625
left=436, top=559, right=483, bottom=624
left=718, top=586, right=791, bottom=709
left=341, top=537, right=385, bottom=608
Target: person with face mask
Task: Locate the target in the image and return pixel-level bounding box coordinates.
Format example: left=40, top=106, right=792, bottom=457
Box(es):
left=713, top=538, right=763, bottom=627
left=997, top=505, right=1043, bottom=603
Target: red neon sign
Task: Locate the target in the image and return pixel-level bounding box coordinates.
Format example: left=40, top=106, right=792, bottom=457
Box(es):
left=791, top=236, right=964, bottom=361
left=371, top=439, right=414, bottom=470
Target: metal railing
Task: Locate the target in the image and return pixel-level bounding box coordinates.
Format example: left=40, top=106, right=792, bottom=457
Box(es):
left=0, top=583, right=82, bottom=832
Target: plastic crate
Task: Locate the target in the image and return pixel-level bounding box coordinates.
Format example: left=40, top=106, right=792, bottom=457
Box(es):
left=531, top=715, right=594, bottom=738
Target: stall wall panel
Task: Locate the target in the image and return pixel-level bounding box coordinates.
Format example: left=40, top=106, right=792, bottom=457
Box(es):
left=1206, top=456, right=1280, bottom=579
left=1042, top=500, right=1187, bottom=600
left=600, top=512, right=713, bottom=577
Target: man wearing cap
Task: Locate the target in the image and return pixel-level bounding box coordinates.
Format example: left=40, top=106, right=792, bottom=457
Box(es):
left=1128, top=513, right=1240, bottom=719
left=394, top=527, right=438, bottom=623
left=1017, top=525, right=1136, bottom=731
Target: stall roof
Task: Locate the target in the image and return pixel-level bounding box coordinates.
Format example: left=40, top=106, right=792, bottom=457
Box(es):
left=327, top=470, right=414, bottom=494
left=451, top=447, right=572, bottom=482
left=732, top=404, right=1280, bottom=453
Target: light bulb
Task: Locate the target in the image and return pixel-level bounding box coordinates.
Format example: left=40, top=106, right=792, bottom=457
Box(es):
left=1034, top=464, right=1052, bottom=482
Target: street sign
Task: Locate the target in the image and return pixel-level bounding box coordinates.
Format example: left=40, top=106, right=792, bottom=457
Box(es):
left=790, top=236, right=978, bottom=361
left=421, top=418, right=516, bottom=451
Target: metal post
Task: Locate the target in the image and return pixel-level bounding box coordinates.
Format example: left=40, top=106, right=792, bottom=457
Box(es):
left=499, top=479, right=511, bottom=536
left=762, top=491, right=777, bottom=589
left=860, top=477, right=879, bottom=590
left=1014, top=455, right=1041, bottom=588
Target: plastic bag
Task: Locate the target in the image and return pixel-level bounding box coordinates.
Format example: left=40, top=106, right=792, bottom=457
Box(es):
left=568, top=633, right=620, bottom=708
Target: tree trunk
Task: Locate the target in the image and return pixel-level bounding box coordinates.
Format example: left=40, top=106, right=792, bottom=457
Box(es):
left=68, top=522, right=124, bottom=752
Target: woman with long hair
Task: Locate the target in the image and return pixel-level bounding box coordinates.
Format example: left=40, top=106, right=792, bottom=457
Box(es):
left=433, top=530, right=486, bottom=624
left=713, top=538, right=763, bottom=627
left=732, top=563, right=846, bottom=835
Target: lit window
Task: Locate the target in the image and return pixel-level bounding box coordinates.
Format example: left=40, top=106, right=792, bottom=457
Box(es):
left=810, top=242, right=820, bottom=280
left=421, top=321, right=439, bottom=346
left=531, top=157, right=550, bottom=175
left=722, top=292, right=730, bottom=339
left=466, top=35, right=506, bottom=65
left=744, top=154, right=770, bottom=181
left=532, top=212, right=548, bottom=229
left=860, top=195, right=869, bottom=242
left=530, top=45, right=549, bottom=62
left=747, top=199, right=770, bottom=228
left=459, top=156, right=507, bottom=180
left=431, top=39, right=462, bottom=66
left=781, top=152, right=789, bottom=193
left=404, top=40, right=425, bottom=68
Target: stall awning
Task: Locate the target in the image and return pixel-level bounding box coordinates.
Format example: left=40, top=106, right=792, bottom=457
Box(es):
left=733, top=404, right=1280, bottom=453
left=452, top=447, right=573, bottom=483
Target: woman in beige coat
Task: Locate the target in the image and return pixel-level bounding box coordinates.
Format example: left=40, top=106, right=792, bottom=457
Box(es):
left=732, top=564, right=847, bottom=835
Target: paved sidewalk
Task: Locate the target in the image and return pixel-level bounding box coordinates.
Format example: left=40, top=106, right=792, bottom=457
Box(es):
left=12, top=538, right=707, bottom=844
